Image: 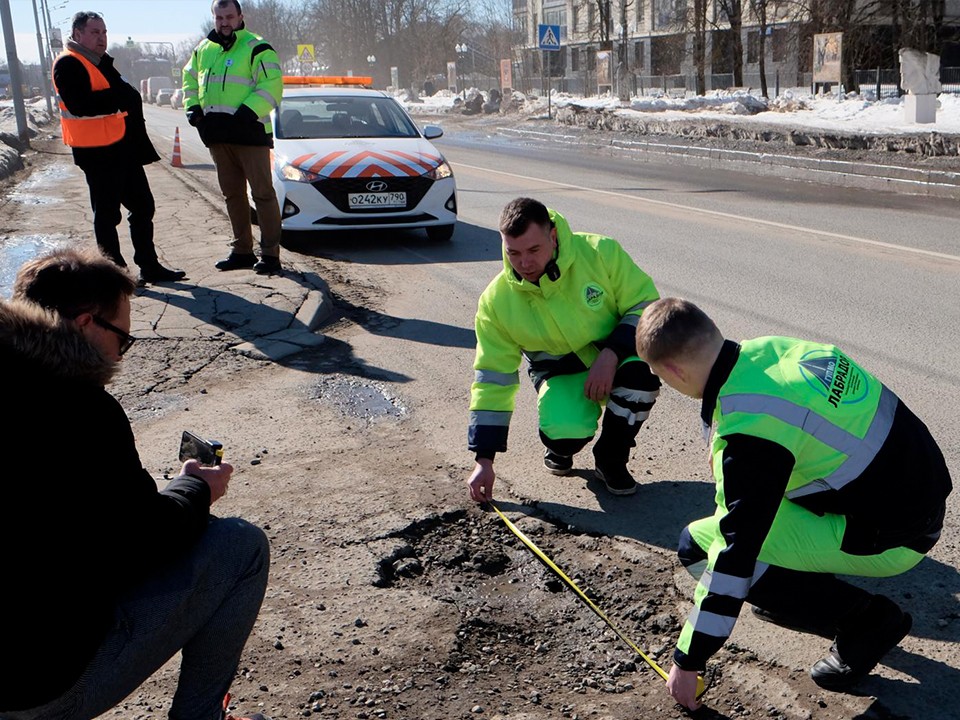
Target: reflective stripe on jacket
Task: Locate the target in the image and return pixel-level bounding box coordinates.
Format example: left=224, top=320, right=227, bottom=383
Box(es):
left=53, top=50, right=126, bottom=148
left=468, top=209, right=658, bottom=454
left=182, top=28, right=282, bottom=136
left=677, top=336, right=893, bottom=663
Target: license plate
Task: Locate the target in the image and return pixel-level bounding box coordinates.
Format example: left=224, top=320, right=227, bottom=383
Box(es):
left=348, top=192, right=406, bottom=208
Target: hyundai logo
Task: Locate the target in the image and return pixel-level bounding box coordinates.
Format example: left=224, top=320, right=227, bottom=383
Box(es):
left=366, top=180, right=388, bottom=192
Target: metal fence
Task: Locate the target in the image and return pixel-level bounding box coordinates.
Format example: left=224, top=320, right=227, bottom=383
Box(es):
left=854, top=66, right=960, bottom=98
left=518, top=67, right=960, bottom=99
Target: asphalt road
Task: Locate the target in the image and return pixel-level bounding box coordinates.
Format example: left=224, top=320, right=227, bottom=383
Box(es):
left=144, top=102, right=960, bottom=534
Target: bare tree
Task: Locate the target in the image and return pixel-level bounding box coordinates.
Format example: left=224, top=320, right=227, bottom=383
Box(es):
left=749, top=0, right=770, bottom=96
left=302, top=0, right=470, bottom=89
left=714, top=0, right=745, bottom=86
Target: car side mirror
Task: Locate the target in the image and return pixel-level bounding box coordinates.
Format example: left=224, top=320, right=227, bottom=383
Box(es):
left=422, top=124, right=444, bottom=140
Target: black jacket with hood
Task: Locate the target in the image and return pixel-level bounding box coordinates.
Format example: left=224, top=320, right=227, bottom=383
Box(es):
left=0, top=300, right=210, bottom=711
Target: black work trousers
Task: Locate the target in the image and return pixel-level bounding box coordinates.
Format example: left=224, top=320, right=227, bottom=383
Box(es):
left=82, top=161, right=159, bottom=269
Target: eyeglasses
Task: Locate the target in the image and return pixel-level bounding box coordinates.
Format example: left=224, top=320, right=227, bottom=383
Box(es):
left=93, top=315, right=136, bottom=356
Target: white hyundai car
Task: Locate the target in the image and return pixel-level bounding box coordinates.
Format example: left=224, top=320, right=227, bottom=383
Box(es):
left=264, top=80, right=457, bottom=241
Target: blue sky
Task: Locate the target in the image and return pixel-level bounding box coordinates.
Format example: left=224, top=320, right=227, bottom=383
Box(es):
left=1, top=0, right=211, bottom=63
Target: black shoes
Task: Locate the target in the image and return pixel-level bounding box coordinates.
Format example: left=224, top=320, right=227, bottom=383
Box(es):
left=139, top=264, right=186, bottom=284
left=809, top=595, right=912, bottom=690
left=595, top=464, right=637, bottom=496
left=543, top=449, right=573, bottom=476
left=215, top=253, right=258, bottom=271
left=253, top=256, right=282, bottom=274
left=751, top=605, right=835, bottom=639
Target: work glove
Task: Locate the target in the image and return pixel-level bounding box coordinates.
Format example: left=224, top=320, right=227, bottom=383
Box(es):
left=186, top=105, right=204, bottom=127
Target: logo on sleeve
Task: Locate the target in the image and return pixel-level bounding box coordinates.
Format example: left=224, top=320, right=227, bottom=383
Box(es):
left=799, top=350, right=869, bottom=407
left=583, top=283, right=604, bottom=308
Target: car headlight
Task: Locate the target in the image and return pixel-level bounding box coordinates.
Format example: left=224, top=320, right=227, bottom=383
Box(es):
left=425, top=160, right=454, bottom=180
left=279, top=162, right=322, bottom=183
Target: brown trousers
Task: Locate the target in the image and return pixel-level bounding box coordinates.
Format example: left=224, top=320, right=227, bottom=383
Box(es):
left=209, top=144, right=282, bottom=258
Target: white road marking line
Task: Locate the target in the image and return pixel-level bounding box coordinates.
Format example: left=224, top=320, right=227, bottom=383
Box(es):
left=455, top=162, right=960, bottom=264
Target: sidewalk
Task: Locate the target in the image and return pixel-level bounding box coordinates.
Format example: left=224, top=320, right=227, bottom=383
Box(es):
left=123, top=154, right=333, bottom=361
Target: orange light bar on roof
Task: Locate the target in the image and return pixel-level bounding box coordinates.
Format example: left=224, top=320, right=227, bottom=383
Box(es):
left=282, top=76, right=373, bottom=86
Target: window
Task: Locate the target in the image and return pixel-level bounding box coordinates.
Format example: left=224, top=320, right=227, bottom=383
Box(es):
left=636, top=0, right=646, bottom=30
left=655, top=0, right=685, bottom=29
left=747, top=31, right=759, bottom=64
left=634, top=40, right=645, bottom=71
left=544, top=9, right=568, bottom=40
left=571, top=47, right=580, bottom=72
left=772, top=27, right=789, bottom=62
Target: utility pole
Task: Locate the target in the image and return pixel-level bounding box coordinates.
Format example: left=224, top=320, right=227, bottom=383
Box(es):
left=30, top=0, right=53, bottom=113
left=0, top=0, right=31, bottom=146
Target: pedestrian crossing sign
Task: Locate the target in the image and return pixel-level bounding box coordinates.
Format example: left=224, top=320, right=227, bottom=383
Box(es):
left=538, top=24, right=561, bottom=51
left=297, top=44, right=315, bottom=63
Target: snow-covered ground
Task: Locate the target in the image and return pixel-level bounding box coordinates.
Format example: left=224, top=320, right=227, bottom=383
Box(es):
left=399, top=87, right=960, bottom=136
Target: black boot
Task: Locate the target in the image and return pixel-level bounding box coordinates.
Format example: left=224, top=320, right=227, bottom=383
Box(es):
left=810, top=594, right=912, bottom=690
left=215, top=253, right=258, bottom=271
left=139, top=264, right=187, bottom=283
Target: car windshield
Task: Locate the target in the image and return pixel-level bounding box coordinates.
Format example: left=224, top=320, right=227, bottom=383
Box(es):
left=276, top=95, right=420, bottom=140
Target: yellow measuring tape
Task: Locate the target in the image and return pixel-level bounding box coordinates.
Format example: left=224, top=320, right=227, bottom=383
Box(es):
left=490, top=502, right=706, bottom=700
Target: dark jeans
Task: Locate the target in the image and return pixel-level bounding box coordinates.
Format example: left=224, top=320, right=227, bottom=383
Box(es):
left=82, top=162, right=159, bottom=269
left=1, top=517, right=270, bottom=720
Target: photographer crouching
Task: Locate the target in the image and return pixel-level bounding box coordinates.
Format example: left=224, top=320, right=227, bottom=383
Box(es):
left=0, top=247, right=270, bottom=720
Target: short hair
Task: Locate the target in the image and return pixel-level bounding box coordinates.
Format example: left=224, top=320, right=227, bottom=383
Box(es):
left=212, top=0, right=243, bottom=13
left=71, top=11, right=103, bottom=35
left=12, top=246, right=136, bottom=320
left=635, top=298, right=721, bottom=364
left=499, top=197, right=552, bottom=238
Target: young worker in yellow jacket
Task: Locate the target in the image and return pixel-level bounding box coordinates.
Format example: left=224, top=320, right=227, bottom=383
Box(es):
left=182, top=0, right=283, bottom=274
left=466, top=197, right=661, bottom=500
left=635, top=298, right=951, bottom=710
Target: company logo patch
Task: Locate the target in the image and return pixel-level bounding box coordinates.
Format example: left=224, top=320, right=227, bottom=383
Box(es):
left=798, top=350, right=869, bottom=408
left=583, top=283, right=604, bottom=308
left=366, top=180, right=388, bottom=192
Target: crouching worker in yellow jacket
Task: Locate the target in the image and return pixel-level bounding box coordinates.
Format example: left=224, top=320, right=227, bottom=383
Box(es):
left=466, top=197, right=662, bottom=500
left=635, top=298, right=951, bottom=711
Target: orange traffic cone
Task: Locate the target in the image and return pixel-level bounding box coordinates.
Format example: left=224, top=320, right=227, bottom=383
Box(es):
left=171, top=126, right=183, bottom=168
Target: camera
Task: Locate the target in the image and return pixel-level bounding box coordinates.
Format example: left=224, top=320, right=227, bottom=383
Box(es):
left=178, top=431, right=224, bottom=466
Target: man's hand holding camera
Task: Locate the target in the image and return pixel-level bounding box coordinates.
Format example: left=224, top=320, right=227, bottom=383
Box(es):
left=182, top=459, right=233, bottom=504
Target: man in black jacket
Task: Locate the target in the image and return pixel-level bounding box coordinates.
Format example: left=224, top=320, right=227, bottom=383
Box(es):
left=0, top=247, right=268, bottom=720
left=53, top=11, right=184, bottom=284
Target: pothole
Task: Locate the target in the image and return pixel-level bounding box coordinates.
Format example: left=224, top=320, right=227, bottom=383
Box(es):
left=313, top=374, right=406, bottom=420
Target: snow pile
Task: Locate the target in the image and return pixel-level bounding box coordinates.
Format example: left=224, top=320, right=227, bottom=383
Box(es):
left=398, top=85, right=960, bottom=135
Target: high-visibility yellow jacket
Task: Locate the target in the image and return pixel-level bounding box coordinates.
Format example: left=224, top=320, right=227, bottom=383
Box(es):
left=468, top=209, right=659, bottom=455
left=675, top=337, right=951, bottom=670
left=182, top=28, right=282, bottom=146
left=53, top=49, right=126, bottom=148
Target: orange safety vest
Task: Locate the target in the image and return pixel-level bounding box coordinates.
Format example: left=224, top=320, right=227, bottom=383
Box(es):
left=53, top=50, right=127, bottom=148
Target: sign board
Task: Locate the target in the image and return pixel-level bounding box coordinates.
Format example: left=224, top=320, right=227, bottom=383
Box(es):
left=500, top=59, right=513, bottom=92
left=296, top=44, right=315, bottom=64
left=447, top=61, right=457, bottom=92
left=538, top=24, right=561, bottom=52
left=390, top=66, right=399, bottom=90
left=50, top=27, right=63, bottom=52
left=812, top=32, right=842, bottom=84
left=596, top=50, right=612, bottom=90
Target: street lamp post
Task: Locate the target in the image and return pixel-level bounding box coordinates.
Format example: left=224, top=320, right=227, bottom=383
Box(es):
left=455, top=43, right=467, bottom=99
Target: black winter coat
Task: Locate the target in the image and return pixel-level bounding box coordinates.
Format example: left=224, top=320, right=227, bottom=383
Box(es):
left=53, top=51, right=161, bottom=170
left=0, top=300, right=211, bottom=711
